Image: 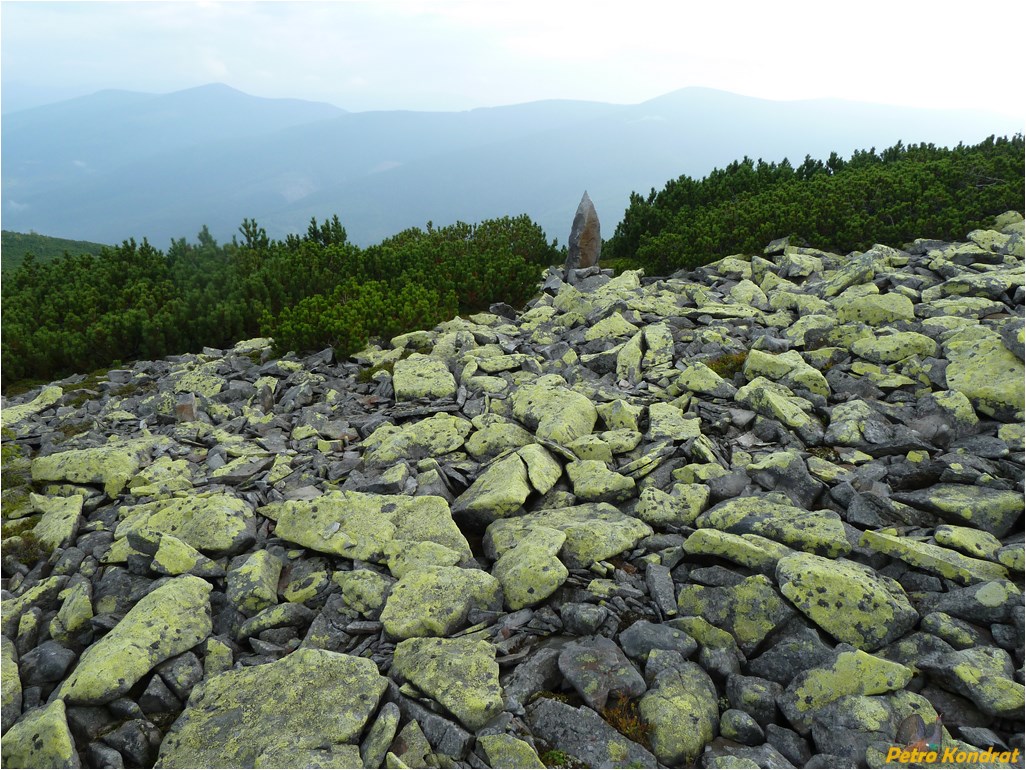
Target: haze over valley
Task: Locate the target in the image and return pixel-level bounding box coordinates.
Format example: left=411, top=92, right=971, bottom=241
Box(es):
left=3, top=83, right=1020, bottom=248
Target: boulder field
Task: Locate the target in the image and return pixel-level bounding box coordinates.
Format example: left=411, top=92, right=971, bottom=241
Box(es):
left=1, top=213, right=1024, bottom=769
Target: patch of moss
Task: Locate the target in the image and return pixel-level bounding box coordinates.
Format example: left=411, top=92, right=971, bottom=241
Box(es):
left=616, top=609, right=646, bottom=634
left=601, top=694, right=652, bottom=750
left=356, top=349, right=415, bottom=384
left=539, top=747, right=586, bottom=769
left=807, top=445, right=840, bottom=461
left=5, top=530, right=50, bottom=566
left=527, top=690, right=584, bottom=708
left=55, top=421, right=92, bottom=442
left=705, top=351, right=749, bottom=380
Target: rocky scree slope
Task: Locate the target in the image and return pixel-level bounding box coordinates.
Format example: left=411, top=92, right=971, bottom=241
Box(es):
left=1, top=212, right=1024, bottom=769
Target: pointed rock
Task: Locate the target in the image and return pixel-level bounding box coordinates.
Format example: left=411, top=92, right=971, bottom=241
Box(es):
left=564, top=191, right=601, bottom=270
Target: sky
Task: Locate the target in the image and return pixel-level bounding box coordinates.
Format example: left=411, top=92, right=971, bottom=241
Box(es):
left=1, top=0, right=1025, bottom=119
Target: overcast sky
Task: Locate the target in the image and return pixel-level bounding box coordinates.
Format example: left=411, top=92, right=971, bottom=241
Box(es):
left=2, top=0, right=1025, bottom=118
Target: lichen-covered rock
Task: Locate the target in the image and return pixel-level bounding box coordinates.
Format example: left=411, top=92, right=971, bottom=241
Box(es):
left=511, top=375, right=597, bottom=444
left=917, top=646, right=1025, bottom=719
left=484, top=503, right=652, bottom=568
left=227, top=550, right=282, bottom=615
left=677, top=361, right=737, bottom=399
left=49, top=578, right=93, bottom=646
left=156, top=649, right=387, bottom=768
left=677, top=575, right=795, bottom=655
left=566, top=459, right=635, bottom=503
left=0, top=698, right=80, bottom=769
left=264, top=491, right=471, bottom=563
left=392, top=637, right=503, bottom=730
left=380, top=566, right=502, bottom=639
left=151, top=533, right=225, bottom=578
left=392, top=354, right=457, bottom=400
left=743, top=349, right=829, bottom=397
left=360, top=702, right=400, bottom=769
left=385, top=540, right=462, bottom=579
left=492, top=526, right=567, bottom=610
left=683, top=529, right=794, bottom=574
left=59, top=575, right=212, bottom=704
left=31, top=493, right=83, bottom=552
left=851, top=331, right=938, bottom=364
left=834, top=291, right=915, bottom=325
left=334, top=569, right=394, bottom=617
left=1, top=635, right=21, bottom=734
left=647, top=401, right=702, bottom=441
left=31, top=436, right=171, bottom=497
left=891, top=484, right=1024, bottom=538
left=734, top=378, right=824, bottom=444
left=452, top=442, right=561, bottom=529
left=116, top=493, right=255, bottom=555
left=1, top=384, right=63, bottom=430
left=639, top=661, right=719, bottom=766
left=464, top=415, right=534, bottom=460
left=695, top=496, right=849, bottom=557
left=362, top=412, right=472, bottom=465
left=477, top=734, right=545, bottom=769
left=776, top=553, right=918, bottom=651
left=944, top=326, right=1025, bottom=419
left=860, top=529, right=1009, bottom=585
left=778, top=647, right=913, bottom=735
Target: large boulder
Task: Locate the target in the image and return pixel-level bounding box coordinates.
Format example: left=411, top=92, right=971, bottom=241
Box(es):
left=58, top=575, right=212, bottom=704
left=776, top=553, right=919, bottom=651
left=379, top=566, right=502, bottom=639
left=391, top=637, right=504, bottom=730
left=156, top=649, right=387, bottom=768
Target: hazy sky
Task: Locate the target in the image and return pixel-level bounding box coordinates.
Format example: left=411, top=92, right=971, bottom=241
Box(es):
left=2, top=0, right=1025, bottom=118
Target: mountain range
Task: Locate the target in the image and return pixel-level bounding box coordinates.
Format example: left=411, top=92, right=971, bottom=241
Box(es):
left=2, top=83, right=1021, bottom=248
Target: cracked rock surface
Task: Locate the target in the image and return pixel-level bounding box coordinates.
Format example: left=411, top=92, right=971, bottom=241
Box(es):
left=1, top=214, right=1024, bottom=768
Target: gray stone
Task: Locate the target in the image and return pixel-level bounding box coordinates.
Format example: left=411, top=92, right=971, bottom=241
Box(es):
left=525, top=696, right=657, bottom=768
left=618, top=620, right=697, bottom=663
left=19, top=640, right=76, bottom=685
left=557, top=635, right=646, bottom=710
left=560, top=602, right=609, bottom=636
left=719, top=709, right=766, bottom=747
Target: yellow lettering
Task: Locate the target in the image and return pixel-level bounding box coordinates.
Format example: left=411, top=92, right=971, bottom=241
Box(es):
left=941, top=747, right=958, bottom=762
left=885, top=747, right=902, bottom=762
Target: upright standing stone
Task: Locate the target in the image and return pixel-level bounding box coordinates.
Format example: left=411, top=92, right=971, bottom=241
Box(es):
left=564, top=191, right=601, bottom=270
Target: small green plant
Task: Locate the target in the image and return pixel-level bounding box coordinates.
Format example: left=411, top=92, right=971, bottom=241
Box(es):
left=539, top=748, right=585, bottom=769
left=4, top=530, right=50, bottom=567
left=55, top=420, right=92, bottom=441
left=601, top=694, right=652, bottom=749
left=705, top=350, right=748, bottom=380
left=807, top=445, right=840, bottom=462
